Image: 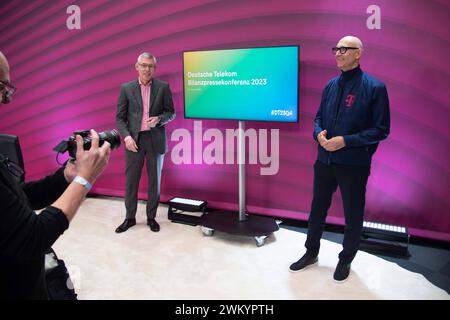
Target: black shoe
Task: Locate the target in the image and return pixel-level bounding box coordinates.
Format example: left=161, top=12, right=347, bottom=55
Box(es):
left=289, top=253, right=318, bottom=273
left=115, top=219, right=136, bottom=233
left=147, top=219, right=160, bottom=232
left=333, top=261, right=351, bottom=283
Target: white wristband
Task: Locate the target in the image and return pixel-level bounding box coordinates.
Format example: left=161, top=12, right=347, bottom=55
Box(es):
left=73, top=175, right=92, bottom=191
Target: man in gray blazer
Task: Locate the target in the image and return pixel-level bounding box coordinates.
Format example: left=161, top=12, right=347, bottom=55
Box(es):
left=115, top=52, right=175, bottom=233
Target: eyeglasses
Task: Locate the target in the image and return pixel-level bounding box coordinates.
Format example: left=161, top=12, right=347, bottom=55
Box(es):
left=138, top=63, right=155, bottom=70
left=0, top=80, right=17, bottom=102
left=331, top=47, right=360, bottom=54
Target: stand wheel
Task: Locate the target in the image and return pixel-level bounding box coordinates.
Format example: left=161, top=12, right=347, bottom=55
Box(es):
left=201, top=226, right=214, bottom=236
left=255, top=235, right=268, bottom=247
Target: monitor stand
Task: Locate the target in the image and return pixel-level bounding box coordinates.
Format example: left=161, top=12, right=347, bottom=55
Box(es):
left=200, top=121, right=279, bottom=247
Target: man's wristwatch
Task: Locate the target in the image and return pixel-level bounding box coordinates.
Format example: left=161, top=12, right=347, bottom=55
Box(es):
left=73, top=176, right=92, bottom=191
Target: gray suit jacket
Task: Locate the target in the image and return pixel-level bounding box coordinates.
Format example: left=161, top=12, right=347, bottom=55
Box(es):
left=116, top=78, right=175, bottom=154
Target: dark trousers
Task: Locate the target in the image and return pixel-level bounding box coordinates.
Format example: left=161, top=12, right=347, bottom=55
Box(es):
left=125, top=131, right=164, bottom=221
left=305, top=160, right=370, bottom=264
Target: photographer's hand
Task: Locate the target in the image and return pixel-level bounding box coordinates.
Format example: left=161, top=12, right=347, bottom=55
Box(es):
left=52, top=129, right=111, bottom=221
left=63, top=159, right=77, bottom=183
left=75, top=129, right=111, bottom=183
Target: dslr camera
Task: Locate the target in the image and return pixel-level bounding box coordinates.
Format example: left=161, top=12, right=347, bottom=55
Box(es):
left=53, top=129, right=121, bottom=159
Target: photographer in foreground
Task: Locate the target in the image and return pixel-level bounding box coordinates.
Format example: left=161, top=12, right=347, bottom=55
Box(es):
left=0, top=51, right=111, bottom=299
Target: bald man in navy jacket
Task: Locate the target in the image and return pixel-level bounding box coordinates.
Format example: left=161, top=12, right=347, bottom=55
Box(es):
left=289, top=36, right=390, bottom=282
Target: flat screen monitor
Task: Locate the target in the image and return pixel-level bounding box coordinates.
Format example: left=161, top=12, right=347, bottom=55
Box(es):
left=183, top=45, right=299, bottom=122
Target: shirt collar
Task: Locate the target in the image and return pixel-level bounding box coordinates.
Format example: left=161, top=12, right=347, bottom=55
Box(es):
left=138, top=78, right=152, bottom=86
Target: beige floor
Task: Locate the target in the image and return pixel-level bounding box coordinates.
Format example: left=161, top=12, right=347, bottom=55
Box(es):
left=52, top=197, right=449, bottom=300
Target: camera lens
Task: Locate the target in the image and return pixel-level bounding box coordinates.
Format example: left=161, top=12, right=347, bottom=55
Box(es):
left=62, top=129, right=121, bottom=159
left=98, top=129, right=121, bottom=150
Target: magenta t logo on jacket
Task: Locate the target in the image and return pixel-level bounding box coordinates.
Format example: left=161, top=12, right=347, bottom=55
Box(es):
left=345, top=94, right=355, bottom=107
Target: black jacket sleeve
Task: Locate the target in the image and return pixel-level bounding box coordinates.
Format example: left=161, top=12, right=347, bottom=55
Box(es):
left=22, top=167, right=69, bottom=210
left=0, top=169, right=69, bottom=260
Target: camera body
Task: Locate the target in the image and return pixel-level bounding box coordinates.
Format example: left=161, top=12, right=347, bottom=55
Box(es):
left=53, top=129, right=121, bottom=158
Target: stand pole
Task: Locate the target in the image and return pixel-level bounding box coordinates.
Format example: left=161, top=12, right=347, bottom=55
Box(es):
left=201, top=120, right=279, bottom=246
left=238, top=120, right=247, bottom=221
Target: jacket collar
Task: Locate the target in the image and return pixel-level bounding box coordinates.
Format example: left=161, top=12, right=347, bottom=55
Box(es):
left=340, top=65, right=362, bottom=83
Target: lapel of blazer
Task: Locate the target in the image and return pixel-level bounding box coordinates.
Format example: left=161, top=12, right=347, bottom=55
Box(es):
left=132, top=80, right=143, bottom=111
left=150, top=79, right=159, bottom=111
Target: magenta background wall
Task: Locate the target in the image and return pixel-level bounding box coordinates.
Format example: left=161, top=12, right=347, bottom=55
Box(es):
left=1, top=0, right=449, bottom=241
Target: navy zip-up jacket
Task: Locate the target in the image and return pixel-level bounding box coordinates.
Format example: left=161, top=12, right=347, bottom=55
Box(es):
left=314, top=66, right=390, bottom=166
